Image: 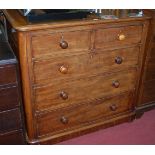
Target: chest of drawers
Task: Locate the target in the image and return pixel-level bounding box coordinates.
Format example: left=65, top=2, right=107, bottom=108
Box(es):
left=0, top=41, right=25, bottom=144
left=3, top=10, right=150, bottom=144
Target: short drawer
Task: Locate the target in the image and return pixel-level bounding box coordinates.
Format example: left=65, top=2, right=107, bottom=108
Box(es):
left=0, top=64, right=17, bottom=85
left=95, top=25, right=142, bottom=49
left=31, top=30, right=91, bottom=59
left=0, top=130, right=25, bottom=145
left=0, top=108, right=22, bottom=133
left=34, top=69, right=137, bottom=112
left=36, top=92, right=133, bottom=137
left=33, top=46, right=139, bottom=86
left=0, top=86, right=19, bottom=111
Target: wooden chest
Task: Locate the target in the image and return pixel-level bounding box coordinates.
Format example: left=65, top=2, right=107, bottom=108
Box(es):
left=0, top=41, right=25, bottom=144
left=137, top=10, right=155, bottom=115
left=3, top=10, right=149, bottom=144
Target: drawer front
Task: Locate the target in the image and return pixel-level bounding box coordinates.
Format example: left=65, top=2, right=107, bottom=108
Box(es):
left=33, top=46, right=139, bottom=86
left=95, top=25, right=142, bottom=49
left=0, top=65, right=17, bottom=86
left=32, top=30, right=91, bottom=59
left=37, top=92, right=133, bottom=137
left=0, top=86, right=19, bottom=111
left=0, top=130, right=25, bottom=145
left=0, top=108, right=22, bottom=133
left=34, top=69, right=137, bottom=111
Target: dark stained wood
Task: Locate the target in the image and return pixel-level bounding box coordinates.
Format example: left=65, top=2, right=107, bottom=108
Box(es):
left=0, top=130, right=25, bottom=145
left=34, top=69, right=137, bottom=112
left=0, top=64, right=17, bottom=85
left=0, top=86, right=19, bottom=111
left=0, top=108, right=22, bottom=133
left=33, top=46, right=139, bottom=86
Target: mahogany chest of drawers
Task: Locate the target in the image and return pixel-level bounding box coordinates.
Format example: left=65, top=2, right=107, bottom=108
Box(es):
left=0, top=40, right=25, bottom=144
left=3, top=10, right=150, bottom=144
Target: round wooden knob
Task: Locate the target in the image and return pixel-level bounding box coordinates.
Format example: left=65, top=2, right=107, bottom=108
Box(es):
left=110, top=104, right=117, bottom=111
left=118, top=34, right=126, bottom=41
left=115, top=56, right=123, bottom=64
left=60, top=91, right=68, bottom=100
left=60, top=116, right=68, bottom=124
left=60, top=40, right=68, bottom=49
left=112, top=80, right=120, bottom=88
left=59, top=65, right=68, bottom=74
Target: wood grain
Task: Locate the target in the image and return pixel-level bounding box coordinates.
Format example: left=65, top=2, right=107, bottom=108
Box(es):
left=33, top=46, right=139, bottom=86
left=37, top=92, right=133, bottom=137
left=34, top=69, right=137, bottom=112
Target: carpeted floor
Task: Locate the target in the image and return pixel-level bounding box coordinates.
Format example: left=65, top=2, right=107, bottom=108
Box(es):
left=59, top=109, right=155, bottom=144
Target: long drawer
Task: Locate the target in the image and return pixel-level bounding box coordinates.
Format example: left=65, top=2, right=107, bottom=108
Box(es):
left=33, top=46, right=139, bottom=86
left=0, top=130, right=25, bottom=145
left=36, top=92, right=133, bottom=137
left=0, top=108, right=22, bottom=133
left=95, top=25, right=142, bottom=49
left=34, top=69, right=137, bottom=112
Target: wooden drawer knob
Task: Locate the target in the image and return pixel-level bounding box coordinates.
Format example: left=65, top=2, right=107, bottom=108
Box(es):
left=60, top=91, right=68, bottom=100
left=115, top=56, right=123, bottom=64
left=59, top=65, right=68, bottom=74
left=60, top=116, right=68, bottom=124
left=118, top=34, right=126, bottom=41
left=60, top=40, right=68, bottom=49
left=112, top=80, right=120, bottom=88
left=110, top=104, right=118, bottom=111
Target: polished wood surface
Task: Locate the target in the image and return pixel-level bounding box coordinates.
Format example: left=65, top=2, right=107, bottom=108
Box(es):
left=95, top=25, right=142, bottom=49
left=37, top=92, right=133, bottom=137
left=34, top=69, right=136, bottom=112
left=3, top=9, right=150, bottom=144
left=0, top=108, right=22, bottom=133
